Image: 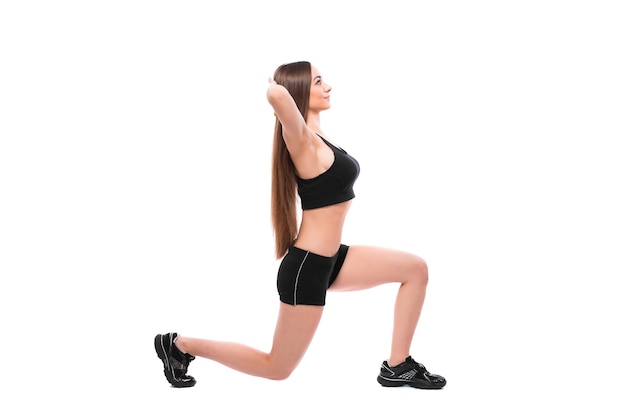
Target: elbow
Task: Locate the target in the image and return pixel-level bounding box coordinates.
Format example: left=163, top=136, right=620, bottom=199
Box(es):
left=267, top=84, right=288, bottom=106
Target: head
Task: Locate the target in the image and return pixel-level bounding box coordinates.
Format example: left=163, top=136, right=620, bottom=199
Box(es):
left=273, top=61, right=332, bottom=120
left=270, top=61, right=332, bottom=259
left=308, top=65, right=332, bottom=113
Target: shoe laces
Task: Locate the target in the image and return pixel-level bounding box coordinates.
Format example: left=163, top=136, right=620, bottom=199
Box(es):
left=406, top=356, right=425, bottom=369
left=406, top=356, right=437, bottom=376
left=171, top=349, right=194, bottom=370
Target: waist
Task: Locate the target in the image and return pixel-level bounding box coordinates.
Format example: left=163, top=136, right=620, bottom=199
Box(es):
left=294, top=201, right=350, bottom=256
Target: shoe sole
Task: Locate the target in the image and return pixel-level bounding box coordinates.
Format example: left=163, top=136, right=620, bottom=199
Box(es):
left=154, top=335, right=196, bottom=388
left=377, top=375, right=446, bottom=389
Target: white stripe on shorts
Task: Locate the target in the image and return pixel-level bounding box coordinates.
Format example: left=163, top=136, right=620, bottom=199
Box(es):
left=293, top=251, right=310, bottom=305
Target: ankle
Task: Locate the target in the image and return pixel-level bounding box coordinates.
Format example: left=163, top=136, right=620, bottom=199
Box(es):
left=388, top=357, right=407, bottom=367
left=174, top=336, right=188, bottom=354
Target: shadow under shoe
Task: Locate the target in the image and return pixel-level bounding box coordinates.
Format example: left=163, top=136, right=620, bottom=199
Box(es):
left=154, top=332, right=196, bottom=388
left=377, top=356, right=446, bottom=389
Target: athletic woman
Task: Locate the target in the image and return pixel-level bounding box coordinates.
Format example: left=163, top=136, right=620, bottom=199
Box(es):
left=154, top=61, right=446, bottom=390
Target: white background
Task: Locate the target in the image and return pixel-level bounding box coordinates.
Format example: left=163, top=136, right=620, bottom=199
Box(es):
left=1, top=1, right=625, bottom=415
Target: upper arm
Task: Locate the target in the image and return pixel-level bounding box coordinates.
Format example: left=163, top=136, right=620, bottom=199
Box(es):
left=267, top=84, right=312, bottom=155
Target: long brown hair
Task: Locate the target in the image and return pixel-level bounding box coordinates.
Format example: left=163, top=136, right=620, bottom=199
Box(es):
left=271, top=61, right=312, bottom=259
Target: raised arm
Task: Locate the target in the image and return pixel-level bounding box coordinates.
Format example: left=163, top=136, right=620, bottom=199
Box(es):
left=267, top=78, right=313, bottom=157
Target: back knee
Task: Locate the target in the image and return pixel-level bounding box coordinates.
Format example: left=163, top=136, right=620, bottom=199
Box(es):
left=267, top=367, right=295, bottom=381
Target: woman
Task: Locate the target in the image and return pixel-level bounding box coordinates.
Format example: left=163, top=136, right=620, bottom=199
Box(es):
left=154, top=61, right=446, bottom=389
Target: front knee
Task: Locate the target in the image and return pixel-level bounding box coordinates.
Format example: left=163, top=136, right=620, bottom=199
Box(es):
left=408, top=255, right=429, bottom=287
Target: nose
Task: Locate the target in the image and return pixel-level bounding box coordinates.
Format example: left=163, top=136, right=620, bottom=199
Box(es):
left=324, top=82, right=332, bottom=92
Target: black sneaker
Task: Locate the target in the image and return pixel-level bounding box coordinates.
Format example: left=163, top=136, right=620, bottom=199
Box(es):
left=154, top=333, right=196, bottom=388
left=377, top=356, right=446, bottom=389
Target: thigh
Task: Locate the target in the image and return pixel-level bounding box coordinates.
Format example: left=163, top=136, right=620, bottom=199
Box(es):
left=277, top=246, right=335, bottom=306
left=329, top=245, right=426, bottom=292
left=269, top=302, right=325, bottom=371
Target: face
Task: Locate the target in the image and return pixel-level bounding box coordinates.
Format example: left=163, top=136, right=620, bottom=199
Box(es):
left=308, top=66, right=332, bottom=113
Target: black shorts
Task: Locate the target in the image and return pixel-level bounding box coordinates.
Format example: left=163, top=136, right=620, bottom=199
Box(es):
left=277, top=244, right=350, bottom=306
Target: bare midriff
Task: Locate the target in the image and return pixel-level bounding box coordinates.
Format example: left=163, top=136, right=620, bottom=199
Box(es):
left=293, top=200, right=352, bottom=257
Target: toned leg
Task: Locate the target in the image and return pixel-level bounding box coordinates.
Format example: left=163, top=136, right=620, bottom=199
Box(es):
left=329, top=245, right=429, bottom=366
left=175, top=302, right=323, bottom=380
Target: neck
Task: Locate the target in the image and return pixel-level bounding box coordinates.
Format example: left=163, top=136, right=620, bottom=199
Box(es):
left=306, top=111, right=321, bottom=132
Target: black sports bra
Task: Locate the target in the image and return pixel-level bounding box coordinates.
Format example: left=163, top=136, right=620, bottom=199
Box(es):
left=296, top=135, right=360, bottom=210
